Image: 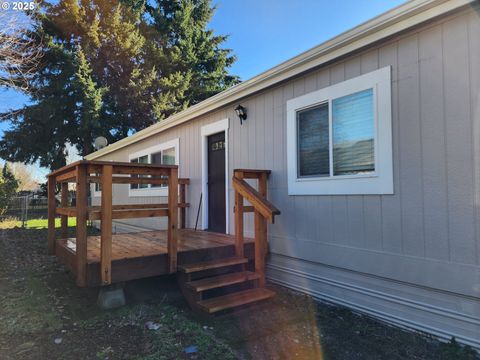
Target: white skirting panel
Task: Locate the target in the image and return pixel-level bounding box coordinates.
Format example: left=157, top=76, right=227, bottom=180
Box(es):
left=267, top=253, right=480, bottom=349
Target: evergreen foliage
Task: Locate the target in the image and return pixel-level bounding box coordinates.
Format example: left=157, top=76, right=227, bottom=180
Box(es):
left=0, top=164, right=19, bottom=214
left=0, top=0, right=238, bottom=169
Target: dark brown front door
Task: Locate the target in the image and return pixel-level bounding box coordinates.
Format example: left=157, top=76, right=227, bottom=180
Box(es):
left=207, top=132, right=226, bottom=233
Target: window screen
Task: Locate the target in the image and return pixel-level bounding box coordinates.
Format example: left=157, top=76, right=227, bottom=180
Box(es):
left=332, top=89, right=374, bottom=175
left=297, top=103, right=329, bottom=177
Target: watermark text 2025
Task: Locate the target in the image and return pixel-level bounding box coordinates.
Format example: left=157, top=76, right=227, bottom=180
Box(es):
left=1, top=2, right=37, bottom=11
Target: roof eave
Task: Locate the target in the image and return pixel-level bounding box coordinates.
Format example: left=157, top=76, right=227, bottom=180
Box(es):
left=86, top=0, right=473, bottom=160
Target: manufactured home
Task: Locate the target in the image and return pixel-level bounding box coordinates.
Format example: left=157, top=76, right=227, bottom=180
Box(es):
left=50, top=0, right=480, bottom=349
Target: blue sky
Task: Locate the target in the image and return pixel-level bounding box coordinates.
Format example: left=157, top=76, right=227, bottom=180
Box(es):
left=210, top=0, right=406, bottom=80
left=0, top=0, right=405, bottom=182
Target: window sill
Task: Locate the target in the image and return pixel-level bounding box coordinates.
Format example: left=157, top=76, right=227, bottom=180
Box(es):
left=288, top=173, right=393, bottom=195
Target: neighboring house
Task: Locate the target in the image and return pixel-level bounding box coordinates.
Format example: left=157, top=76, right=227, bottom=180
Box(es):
left=86, top=0, right=480, bottom=348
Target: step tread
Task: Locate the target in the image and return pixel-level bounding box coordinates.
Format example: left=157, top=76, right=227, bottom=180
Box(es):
left=198, top=288, right=275, bottom=313
left=187, top=271, right=260, bottom=292
left=178, top=257, right=248, bottom=274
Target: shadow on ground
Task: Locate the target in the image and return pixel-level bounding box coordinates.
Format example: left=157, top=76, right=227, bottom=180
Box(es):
left=0, top=227, right=478, bottom=360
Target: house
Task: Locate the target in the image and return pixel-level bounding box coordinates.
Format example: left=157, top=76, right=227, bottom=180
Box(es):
left=83, top=0, right=480, bottom=348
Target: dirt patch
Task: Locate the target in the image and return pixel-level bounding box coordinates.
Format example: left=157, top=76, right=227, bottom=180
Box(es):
left=0, top=228, right=235, bottom=360
left=0, top=227, right=478, bottom=360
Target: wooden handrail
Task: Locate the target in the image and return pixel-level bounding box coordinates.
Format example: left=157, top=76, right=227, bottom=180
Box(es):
left=232, top=177, right=280, bottom=224
left=232, top=169, right=280, bottom=287
left=233, top=169, right=271, bottom=179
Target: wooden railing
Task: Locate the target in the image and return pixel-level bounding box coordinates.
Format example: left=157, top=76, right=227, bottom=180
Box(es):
left=232, top=169, right=280, bottom=286
left=47, top=160, right=189, bottom=287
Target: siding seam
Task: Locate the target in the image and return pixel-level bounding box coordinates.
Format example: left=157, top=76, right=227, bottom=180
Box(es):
left=440, top=23, right=451, bottom=262
left=466, top=13, right=478, bottom=266
left=417, top=33, right=427, bottom=258
left=396, top=40, right=405, bottom=254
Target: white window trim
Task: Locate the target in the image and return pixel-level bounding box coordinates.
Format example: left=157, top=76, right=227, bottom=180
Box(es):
left=128, top=138, right=180, bottom=197
left=201, top=118, right=230, bottom=233
left=286, top=66, right=393, bottom=195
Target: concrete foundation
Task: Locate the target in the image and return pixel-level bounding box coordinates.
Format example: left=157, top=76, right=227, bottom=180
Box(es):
left=97, top=284, right=126, bottom=309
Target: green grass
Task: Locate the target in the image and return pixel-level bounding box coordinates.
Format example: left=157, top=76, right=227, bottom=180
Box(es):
left=0, top=217, right=77, bottom=229
left=0, top=271, right=63, bottom=335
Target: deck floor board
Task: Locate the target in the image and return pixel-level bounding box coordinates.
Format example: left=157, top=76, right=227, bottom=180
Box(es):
left=57, top=229, right=253, bottom=265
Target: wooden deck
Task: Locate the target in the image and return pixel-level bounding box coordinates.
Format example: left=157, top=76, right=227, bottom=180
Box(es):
left=48, top=161, right=279, bottom=312
left=56, top=229, right=254, bottom=287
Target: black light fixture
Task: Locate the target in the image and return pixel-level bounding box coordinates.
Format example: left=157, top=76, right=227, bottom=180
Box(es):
left=235, top=104, right=247, bottom=125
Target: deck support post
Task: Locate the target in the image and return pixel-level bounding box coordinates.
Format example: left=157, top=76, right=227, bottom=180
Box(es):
left=47, top=176, right=56, bottom=255
left=234, top=170, right=244, bottom=258
left=60, top=182, right=69, bottom=239
left=100, top=165, right=113, bottom=285
left=167, top=167, right=179, bottom=273
left=75, top=164, right=88, bottom=287
left=254, top=210, right=266, bottom=287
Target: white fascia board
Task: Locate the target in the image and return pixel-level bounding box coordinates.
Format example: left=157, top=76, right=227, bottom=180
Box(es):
left=86, top=0, right=474, bottom=160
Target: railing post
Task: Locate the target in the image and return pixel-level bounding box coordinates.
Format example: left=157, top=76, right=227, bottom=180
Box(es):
left=167, top=167, right=178, bottom=273
left=47, top=175, right=56, bottom=255
left=254, top=209, right=266, bottom=287
left=179, top=183, right=186, bottom=229
left=258, top=172, right=268, bottom=256
left=234, top=171, right=244, bottom=257
left=75, top=164, right=88, bottom=287
left=60, top=182, right=68, bottom=239
left=100, top=164, right=113, bottom=285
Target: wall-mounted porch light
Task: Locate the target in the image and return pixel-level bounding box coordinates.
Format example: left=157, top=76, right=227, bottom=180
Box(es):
left=235, top=104, right=247, bottom=125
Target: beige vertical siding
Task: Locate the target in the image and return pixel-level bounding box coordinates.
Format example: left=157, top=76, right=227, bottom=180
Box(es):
left=93, top=7, right=480, bottom=347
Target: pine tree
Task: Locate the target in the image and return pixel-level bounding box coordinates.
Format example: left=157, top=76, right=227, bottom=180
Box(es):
left=0, top=164, right=19, bottom=214
left=0, top=0, right=238, bottom=169
left=143, top=0, right=239, bottom=118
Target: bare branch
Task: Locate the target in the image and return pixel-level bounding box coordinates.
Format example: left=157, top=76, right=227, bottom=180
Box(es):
left=0, top=10, right=42, bottom=92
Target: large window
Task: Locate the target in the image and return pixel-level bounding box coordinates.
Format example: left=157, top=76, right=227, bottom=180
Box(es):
left=128, top=138, right=179, bottom=196
left=287, top=67, right=393, bottom=195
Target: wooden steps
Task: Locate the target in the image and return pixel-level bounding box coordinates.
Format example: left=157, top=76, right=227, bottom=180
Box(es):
left=198, top=288, right=275, bottom=313
left=178, top=256, right=248, bottom=273
left=177, top=256, right=274, bottom=314
left=187, top=271, right=260, bottom=292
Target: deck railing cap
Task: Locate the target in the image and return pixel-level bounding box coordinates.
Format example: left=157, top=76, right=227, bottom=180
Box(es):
left=48, top=160, right=179, bottom=178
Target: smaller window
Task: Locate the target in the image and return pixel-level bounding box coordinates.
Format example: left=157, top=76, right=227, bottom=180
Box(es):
left=128, top=138, right=179, bottom=197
